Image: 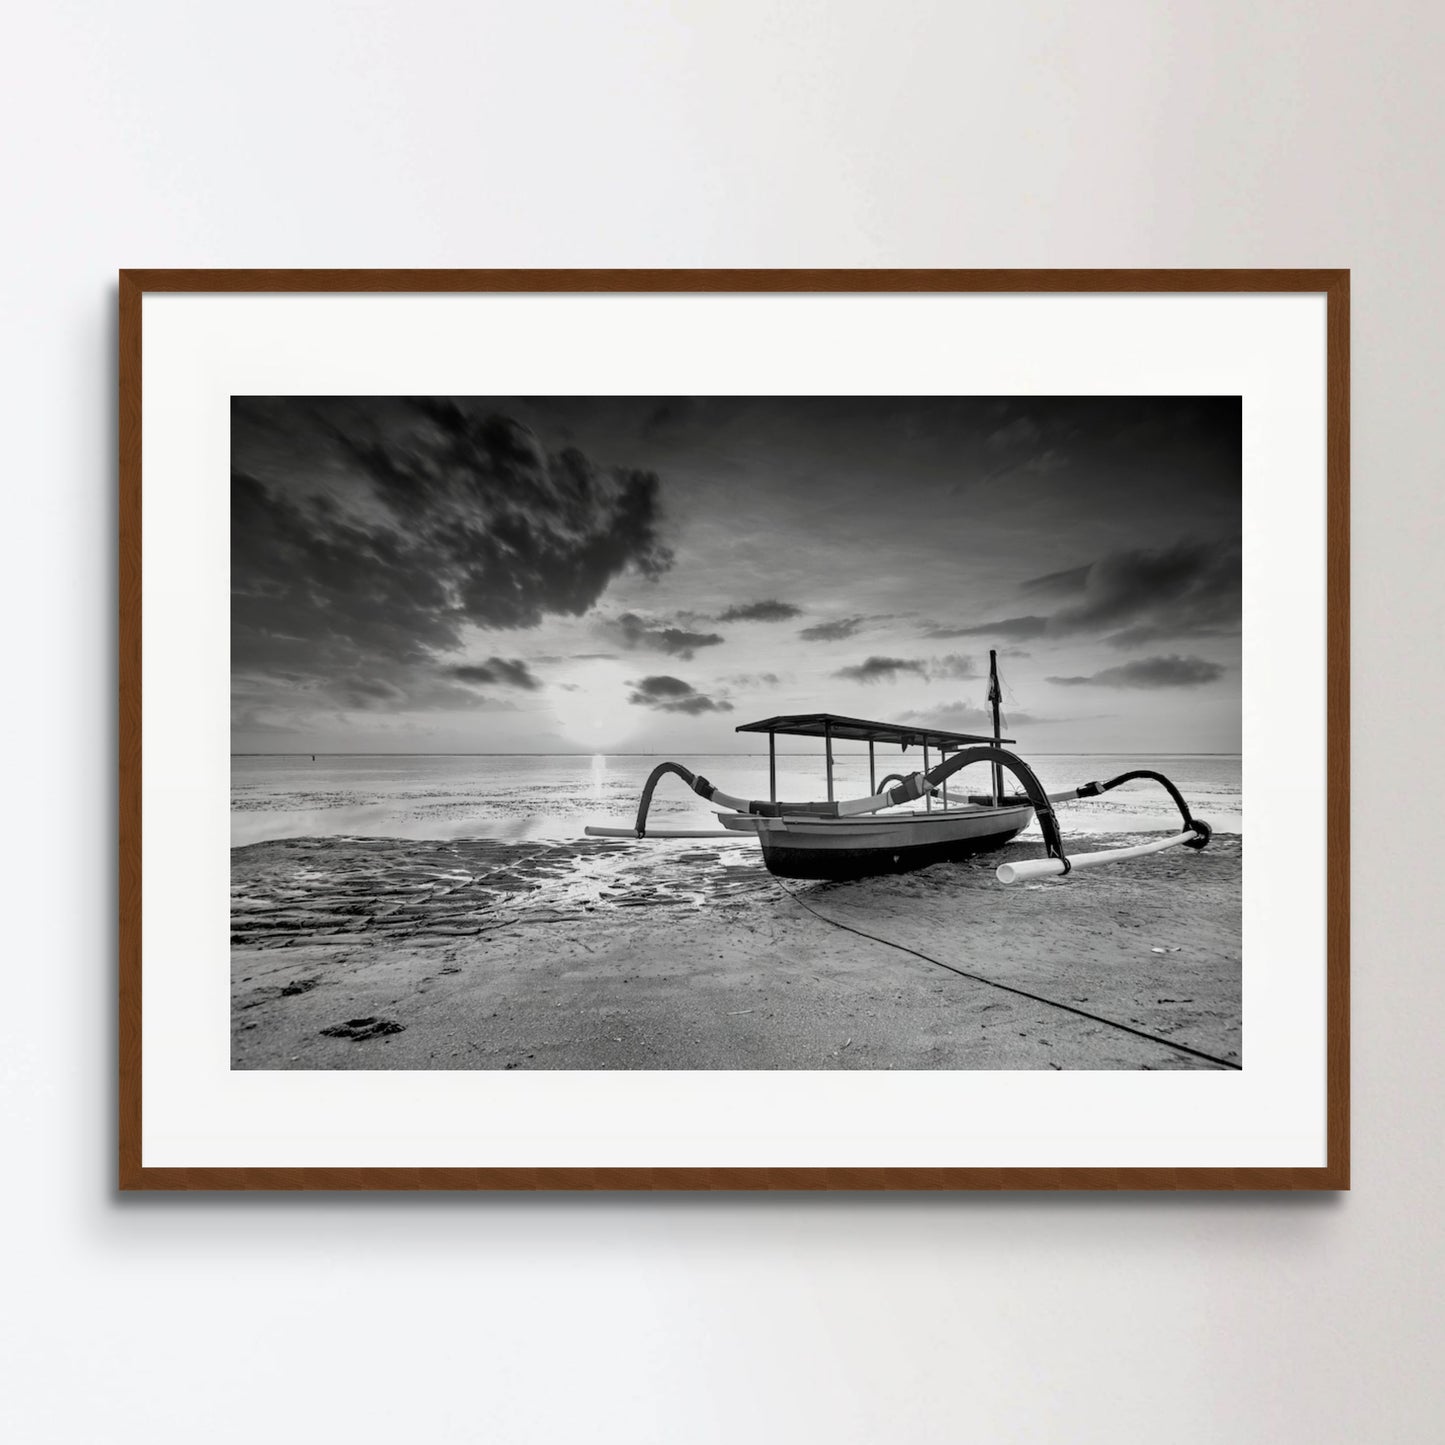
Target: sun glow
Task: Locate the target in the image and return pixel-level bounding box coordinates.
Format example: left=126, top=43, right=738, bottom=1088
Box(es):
left=546, top=659, right=643, bottom=751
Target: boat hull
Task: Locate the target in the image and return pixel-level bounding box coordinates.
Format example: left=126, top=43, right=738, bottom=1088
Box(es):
left=720, top=804, right=1034, bottom=881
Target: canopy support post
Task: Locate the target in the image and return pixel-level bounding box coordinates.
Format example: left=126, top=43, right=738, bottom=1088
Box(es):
left=868, top=739, right=875, bottom=794
left=824, top=719, right=834, bottom=802
left=941, top=747, right=949, bottom=808
left=768, top=732, right=776, bottom=803
left=923, top=742, right=931, bottom=810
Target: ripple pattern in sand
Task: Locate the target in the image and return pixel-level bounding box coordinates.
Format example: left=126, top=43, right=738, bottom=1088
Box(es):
left=231, top=835, right=773, bottom=948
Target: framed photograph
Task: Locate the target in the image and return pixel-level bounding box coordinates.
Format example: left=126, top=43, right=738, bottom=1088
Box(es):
left=119, top=269, right=1348, bottom=1190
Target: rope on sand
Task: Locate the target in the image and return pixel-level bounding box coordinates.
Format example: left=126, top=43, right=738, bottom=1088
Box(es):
left=773, top=880, right=1241, bottom=1072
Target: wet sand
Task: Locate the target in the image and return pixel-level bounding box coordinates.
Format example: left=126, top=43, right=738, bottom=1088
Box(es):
left=231, top=831, right=1242, bottom=1071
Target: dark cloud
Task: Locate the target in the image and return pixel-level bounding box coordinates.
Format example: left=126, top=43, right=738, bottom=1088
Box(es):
left=945, top=536, right=1240, bottom=649
left=726, top=672, right=782, bottom=687
left=799, top=616, right=866, bottom=642
left=231, top=398, right=674, bottom=711
left=1040, top=536, right=1241, bottom=646
left=627, top=675, right=734, bottom=714
left=630, top=675, right=694, bottom=699
left=611, top=612, right=724, bottom=660
left=663, top=695, right=733, bottom=715
left=1047, top=655, right=1225, bottom=689
left=446, top=657, right=541, bottom=690
left=834, top=656, right=928, bottom=684
left=716, top=600, right=801, bottom=623
left=834, top=653, right=980, bottom=685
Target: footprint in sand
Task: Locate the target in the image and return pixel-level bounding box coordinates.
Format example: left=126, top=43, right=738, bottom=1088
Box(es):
left=320, top=1017, right=405, bottom=1041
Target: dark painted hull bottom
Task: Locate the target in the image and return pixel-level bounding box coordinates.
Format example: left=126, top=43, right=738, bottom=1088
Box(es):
left=760, top=825, right=1027, bottom=881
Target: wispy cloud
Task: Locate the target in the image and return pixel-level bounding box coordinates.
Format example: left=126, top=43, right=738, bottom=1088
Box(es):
left=1047, top=655, right=1225, bottom=689
left=927, top=615, right=1050, bottom=641
left=799, top=616, right=866, bottom=642
left=929, top=654, right=978, bottom=680
left=726, top=671, right=783, bottom=687
left=897, top=699, right=1040, bottom=730
left=332, top=676, right=409, bottom=708
left=1021, top=564, right=1091, bottom=596
left=446, top=657, right=541, bottom=690
left=834, top=656, right=927, bottom=684
left=986, top=415, right=1042, bottom=452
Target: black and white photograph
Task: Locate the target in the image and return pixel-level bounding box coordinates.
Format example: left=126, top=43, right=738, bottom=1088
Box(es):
left=231, top=394, right=1243, bottom=1071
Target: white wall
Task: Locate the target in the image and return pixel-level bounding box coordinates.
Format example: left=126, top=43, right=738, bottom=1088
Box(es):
left=4, top=2, right=1442, bottom=1440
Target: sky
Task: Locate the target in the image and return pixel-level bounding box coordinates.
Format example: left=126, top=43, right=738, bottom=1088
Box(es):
left=231, top=395, right=1241, bottom=755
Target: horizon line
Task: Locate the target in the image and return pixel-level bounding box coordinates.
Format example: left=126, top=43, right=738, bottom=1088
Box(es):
left=231, top=750, right=1244, bottom=758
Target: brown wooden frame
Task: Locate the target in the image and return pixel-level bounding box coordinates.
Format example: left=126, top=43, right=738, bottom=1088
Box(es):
left=119, top=269, right=1349, bottom=1191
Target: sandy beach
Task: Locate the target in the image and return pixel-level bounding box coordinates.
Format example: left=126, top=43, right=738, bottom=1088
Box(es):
left=232, top=831, right=1241, bottom=1071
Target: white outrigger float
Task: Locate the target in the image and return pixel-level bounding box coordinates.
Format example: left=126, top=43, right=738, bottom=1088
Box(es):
left=586, top=652, right=1212, bottom=884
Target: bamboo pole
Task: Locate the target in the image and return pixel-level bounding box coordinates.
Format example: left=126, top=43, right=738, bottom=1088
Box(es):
left=585, top=826, right=737, bottom=839
left=989, top=649, right=1003, bottom=806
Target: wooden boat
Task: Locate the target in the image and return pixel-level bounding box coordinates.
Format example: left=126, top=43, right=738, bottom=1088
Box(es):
left=715, top=800, right=1034, bottom=880
left=586, top=651, right=1212, bottom=883
left=715, top=713, right=1034, bottom=879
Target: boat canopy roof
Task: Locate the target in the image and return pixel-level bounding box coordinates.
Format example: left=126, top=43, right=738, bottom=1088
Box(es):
left=735, top=712, right=1013, bottom=751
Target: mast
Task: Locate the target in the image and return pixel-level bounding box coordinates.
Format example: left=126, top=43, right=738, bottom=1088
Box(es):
left=988, top=649, right=1003, bottom=805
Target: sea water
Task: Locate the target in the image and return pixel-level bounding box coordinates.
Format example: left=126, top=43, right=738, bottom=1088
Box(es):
left=231, top=752, right=1243, bottom=848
